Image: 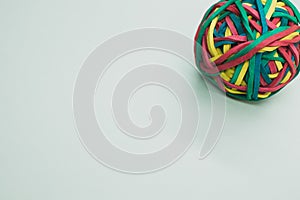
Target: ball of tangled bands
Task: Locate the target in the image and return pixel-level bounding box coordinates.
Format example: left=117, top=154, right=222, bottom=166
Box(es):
left=194, top=0, right=300, bottom=101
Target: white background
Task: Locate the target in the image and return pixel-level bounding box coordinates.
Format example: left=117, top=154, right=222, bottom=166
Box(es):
left=1, top=0, right=300, bottom=199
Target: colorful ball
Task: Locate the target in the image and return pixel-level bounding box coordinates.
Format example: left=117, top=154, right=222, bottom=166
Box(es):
left=194, top=0, right=300, bottom=101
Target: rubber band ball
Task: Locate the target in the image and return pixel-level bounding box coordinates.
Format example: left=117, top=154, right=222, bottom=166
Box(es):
left=194, top=0, right=300, bottom=101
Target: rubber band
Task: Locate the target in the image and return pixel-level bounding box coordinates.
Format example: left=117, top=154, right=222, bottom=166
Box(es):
left=194, top=0, right=300, bottom=101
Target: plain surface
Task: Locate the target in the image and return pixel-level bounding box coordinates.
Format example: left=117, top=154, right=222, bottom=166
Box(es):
left=1, top=0, right=300, bottom=199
